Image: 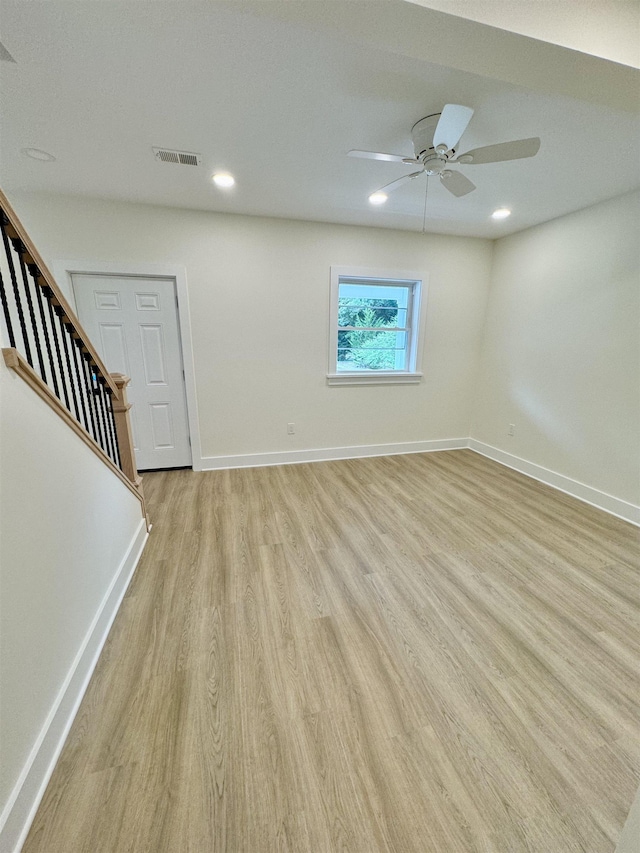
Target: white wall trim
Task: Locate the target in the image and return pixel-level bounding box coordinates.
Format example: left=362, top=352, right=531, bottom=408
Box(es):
left=469, top=439, right=640, bottom=527
left=0, top=519, right=149, bottom=853
left=327, top=371, right=423, bottom=386
left=51, top=259, right=203, bottom=471
left=200, top=438, right=468, bottom=470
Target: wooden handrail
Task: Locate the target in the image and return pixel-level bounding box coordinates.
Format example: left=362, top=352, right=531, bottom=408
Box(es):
left=3, top=347, right=149, bottom=527
left=0, top=188, right=119, bottom=398
left=0, top=188, right=146, bottom=525
left=3, top=347, right=145, bottom=508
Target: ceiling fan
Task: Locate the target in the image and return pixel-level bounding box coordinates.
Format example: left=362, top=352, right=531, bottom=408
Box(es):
left=348, top=105, right=540, bottom=198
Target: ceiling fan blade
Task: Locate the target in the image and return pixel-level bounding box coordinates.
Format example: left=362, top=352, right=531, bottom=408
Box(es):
left=440, top=170, right=476, bottom=197
left=433, top=104, right=474, bottom=152
left=375, top=171, right=424, bottom=194
left=456, top=137, right=541, bottom=165
left=348, top=149, right=413, bottom=164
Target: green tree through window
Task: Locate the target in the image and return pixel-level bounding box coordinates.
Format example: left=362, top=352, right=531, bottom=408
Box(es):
left=337, top=285, right=409, bottom=371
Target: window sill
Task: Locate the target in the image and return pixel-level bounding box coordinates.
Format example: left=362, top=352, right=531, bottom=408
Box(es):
left=326, top=371, right=423, bottom=386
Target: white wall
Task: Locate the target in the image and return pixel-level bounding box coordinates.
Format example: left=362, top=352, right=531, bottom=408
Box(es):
left=407, top=0, right=640, bottom=68
left=472, top=190, right=640, bottom=508
left=9, top=192, right=494, bottom=464
left=8, top=189, right=638, bottom=514
left=0, top=359, right=146, bottom=851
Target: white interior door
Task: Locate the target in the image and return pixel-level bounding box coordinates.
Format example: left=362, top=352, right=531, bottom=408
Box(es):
left=72, top=274, right=191, bottom=470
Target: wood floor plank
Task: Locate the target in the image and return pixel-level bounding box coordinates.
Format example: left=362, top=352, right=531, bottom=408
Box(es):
left=22, top=451, right=640, bottom=852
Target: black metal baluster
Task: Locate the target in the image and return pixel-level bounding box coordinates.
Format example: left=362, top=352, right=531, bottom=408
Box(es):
left=95, top=377, right=112, bottom=459
left=105, top=386, right=120, bottom=467
left=85, top=356, right=102, bottom=447
left=0, top=205, right=132, bottom=473
left=105, top=388, right=122, bottom=469
left=17, top=255, right=47, bottom=382
left=108, top=393, right=120, bottom=467
left=0, top=205, right=138, bottom=481
left=56, top=309, right=81, bottom=423
left=79, top=345, right=99, bottom=443
left=92, top=372, right=107, bottom=455
left=14, top=243, right=50, bottom=383
left=26, top=260, right=60, bottom=394
left=1, top=218, right=33, bottom=366
left=0, top=267, right=16, bottom=347
left=70, top=333, right=91, bottom=435
left=41, top=284, right=70, bottom=410
left=99, top=381, right=116, bottom=463
left=87, top=356, right=106, bottom=451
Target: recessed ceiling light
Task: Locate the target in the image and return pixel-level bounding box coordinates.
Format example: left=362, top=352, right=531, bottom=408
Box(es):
left=369, top=191, right=388, bottom=206
left=22, top=147, right=56, bottom=162
left=491, top=208, right=511, bottom=220
left=212, top=172, right=235, bottom=188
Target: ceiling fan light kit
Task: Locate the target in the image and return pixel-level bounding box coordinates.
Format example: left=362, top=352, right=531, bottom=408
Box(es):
left=348, top=104, right=541, bottom=205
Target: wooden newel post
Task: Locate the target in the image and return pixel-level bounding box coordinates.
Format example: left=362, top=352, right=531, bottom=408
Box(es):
left=111, top=373, right=150, bottom=528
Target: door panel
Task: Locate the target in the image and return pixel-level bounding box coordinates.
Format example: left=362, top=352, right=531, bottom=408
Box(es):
left=72, top=274, right=191, bottom=470
left=139, top=324, right=167, bottom=385
left=135, top=292, right=160, bottom=311
left=98, top=324, right=130, bottom=375
left=150, top=403, right=175, bottom=449
left=94, top=291, right=121, bottom=310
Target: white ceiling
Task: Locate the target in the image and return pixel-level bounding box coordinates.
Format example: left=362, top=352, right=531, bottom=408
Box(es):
left=1, top=0, right=639, bottom=238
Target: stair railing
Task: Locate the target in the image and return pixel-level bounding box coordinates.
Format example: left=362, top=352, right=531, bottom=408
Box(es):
left=0, top=188, right=147, bottom=521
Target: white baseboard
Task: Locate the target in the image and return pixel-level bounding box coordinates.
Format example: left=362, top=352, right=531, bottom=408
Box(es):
left=199, top=438, right=469, bottom=470
left=0, top=519, right=149, bottom=853
left=200, top=439, right=640, bottom=526
left=469, top=439, right=640, bottom=527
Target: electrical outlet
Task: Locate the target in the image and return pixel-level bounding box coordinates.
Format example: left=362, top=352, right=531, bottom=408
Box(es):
left=508, top=423, right=515, bottom=437
left=287, top=423, right=295, bottom=435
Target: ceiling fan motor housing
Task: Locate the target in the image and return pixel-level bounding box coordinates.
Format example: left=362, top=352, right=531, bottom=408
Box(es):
left=411, top=114, right=441, bottom=161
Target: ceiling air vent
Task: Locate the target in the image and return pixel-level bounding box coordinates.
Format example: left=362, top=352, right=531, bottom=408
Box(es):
left=153, top=147, right=202, bottom=166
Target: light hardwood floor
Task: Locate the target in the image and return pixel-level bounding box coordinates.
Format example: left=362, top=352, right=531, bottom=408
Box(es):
left=24, top=451, right=640, bottom=852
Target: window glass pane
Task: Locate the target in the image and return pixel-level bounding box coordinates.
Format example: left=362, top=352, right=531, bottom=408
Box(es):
left=335, top=278, right=414, bottom=373
left=338, top=284, right=410, bottom=335
left=337, top=330, right=407, bottom=371
left=339, top=306, right=408, bottom=329
left=339, top=282, right=410, bottom=307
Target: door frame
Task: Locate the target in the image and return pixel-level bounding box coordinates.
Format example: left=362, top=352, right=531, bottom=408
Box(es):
left=53, top=259, right=202, bottom=471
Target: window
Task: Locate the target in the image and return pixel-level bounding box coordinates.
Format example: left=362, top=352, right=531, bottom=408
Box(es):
left=328, top=267, right=425, bottom=385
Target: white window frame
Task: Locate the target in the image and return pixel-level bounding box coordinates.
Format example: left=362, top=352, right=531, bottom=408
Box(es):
left=327, top=266, right=426, bottom=385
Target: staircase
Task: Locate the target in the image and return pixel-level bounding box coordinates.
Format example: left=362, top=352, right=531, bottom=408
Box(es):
left=0, top=188, right=148, bottom=526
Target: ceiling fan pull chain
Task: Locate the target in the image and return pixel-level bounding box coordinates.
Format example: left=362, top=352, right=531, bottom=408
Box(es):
left=422, top=175, right=429, bottom=234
